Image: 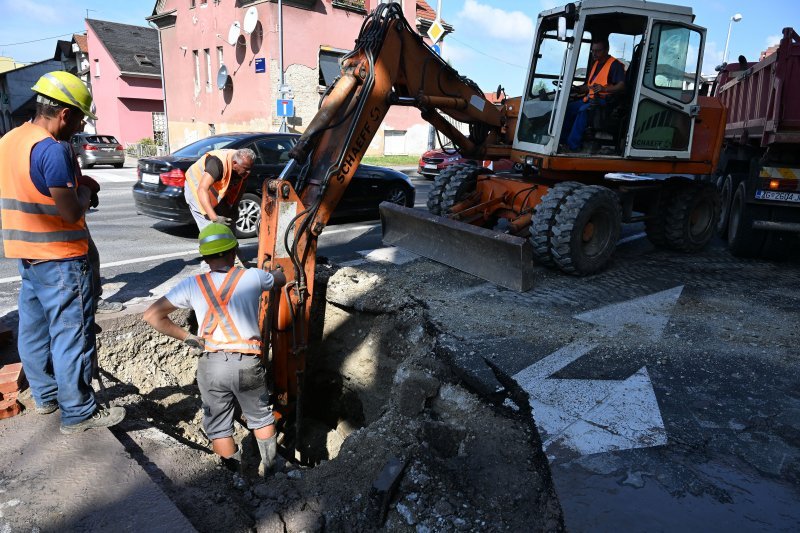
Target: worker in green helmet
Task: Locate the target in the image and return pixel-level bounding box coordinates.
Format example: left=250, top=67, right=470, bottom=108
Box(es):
left=143, top=223, right=286, bottom=482
left=0, top=70, right=125, bottom=434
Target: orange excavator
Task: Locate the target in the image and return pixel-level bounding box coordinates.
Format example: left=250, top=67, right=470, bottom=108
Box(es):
left=256, top=1, right=725, bottom=436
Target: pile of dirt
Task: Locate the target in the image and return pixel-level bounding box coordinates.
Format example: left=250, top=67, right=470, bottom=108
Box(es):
left=93, top=263, right=563, bottom=532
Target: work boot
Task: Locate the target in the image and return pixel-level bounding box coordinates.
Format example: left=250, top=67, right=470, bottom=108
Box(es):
left=60, top=406, right=126, bottom=435
left=35, top=400, right=58, bottom=415
left=257, top=434, right=277, bottom=478
left=96, top=300, right=124, bottom=314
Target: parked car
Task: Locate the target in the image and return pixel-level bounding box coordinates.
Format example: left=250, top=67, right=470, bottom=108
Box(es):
left=417, top=148, right=517, bottom=178
left=71, top=133, right=125, bottom=169
left=132, top=132, right=415, bottom=238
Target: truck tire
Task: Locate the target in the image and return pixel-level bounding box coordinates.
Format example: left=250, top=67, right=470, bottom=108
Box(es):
left=440, top=165, right=485, bottom=214
left=551, top=185, right=621, bottom=275
left=716, top=174, right=734, bottom=237
left=727, top=182, right=766, bottom=257
left=662, top=182, right=720, bottom=252
left=529, top=181, right=582, bottom=267
left=427, top=164, right=468, bottom=215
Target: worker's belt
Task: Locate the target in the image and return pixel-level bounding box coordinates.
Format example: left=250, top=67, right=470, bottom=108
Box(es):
left=202, top=350, right=258, bottom=359
left=21, top=255, right=88, bottom=265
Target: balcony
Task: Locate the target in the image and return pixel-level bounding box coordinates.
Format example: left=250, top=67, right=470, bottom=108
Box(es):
left=332, top=0, right=366, bottom=13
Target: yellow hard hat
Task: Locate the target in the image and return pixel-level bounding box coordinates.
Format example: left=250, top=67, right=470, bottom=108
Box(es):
left=31, top=71, right=97, bottom=120
left=198, top=223, right=238, bottom=256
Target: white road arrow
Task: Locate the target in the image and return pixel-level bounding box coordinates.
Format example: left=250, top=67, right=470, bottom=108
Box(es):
left=513, top=286, right=684, bottom=458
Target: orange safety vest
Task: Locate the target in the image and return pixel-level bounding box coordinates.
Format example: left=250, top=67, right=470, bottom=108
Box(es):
left=184, top=149, right=245, bottom=216
left=583, top=55, right=621, bottom=103
left=0, top=123, right=89, bottom=259
left=195, top=268, right=263, bottom=355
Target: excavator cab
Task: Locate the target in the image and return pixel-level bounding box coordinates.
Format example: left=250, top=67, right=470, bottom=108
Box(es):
left=516, top=1, right=706, bottom=161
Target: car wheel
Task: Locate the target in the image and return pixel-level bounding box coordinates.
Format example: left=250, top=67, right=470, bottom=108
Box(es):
left=114, top=163, right=124, bottom=169
left=235, top=193, right=261, bottom=239
left=77, top=157, right=88, bottom=169
left=385, top=186, right=408, bottom=206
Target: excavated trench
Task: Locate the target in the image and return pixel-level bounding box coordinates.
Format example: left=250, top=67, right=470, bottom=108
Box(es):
left=94, top=263, right=564, bottom=532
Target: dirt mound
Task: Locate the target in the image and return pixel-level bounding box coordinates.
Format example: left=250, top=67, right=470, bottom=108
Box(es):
left=92, top=263, right=563, bottom=532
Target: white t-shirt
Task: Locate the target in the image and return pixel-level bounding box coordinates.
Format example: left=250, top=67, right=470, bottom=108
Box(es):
left=165, top=268, right=274, bottom=344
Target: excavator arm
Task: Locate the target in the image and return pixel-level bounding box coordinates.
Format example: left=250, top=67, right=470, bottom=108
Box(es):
left=256, top=3, right=510, bottom=438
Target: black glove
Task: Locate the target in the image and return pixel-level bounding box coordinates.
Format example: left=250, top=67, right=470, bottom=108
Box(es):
left=183, top=334, right=205, bottom=355
left=90, top=192, right=100, bottom=209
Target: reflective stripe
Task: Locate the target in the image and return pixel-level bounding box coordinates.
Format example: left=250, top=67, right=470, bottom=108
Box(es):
left=2, top=228, right=88, bottom=243
left=199, top=233, right=235, bottom=246
left=218, top=268, right=243, bottom=302
left=197, top=273, right=240, bottom=341
left=205, top=340, right=262, bottom=354
left=194, top=268, right=262, bottom=354
left=0, top=198, right=60, bottom=215
left=42, top=72, right=83, bottom=110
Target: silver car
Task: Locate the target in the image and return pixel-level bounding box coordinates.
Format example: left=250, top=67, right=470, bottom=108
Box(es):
left=71, top=133, right=126, bottom=169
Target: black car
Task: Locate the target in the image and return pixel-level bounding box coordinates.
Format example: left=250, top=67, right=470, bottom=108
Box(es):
left=132, top=133, right=415, bottom=238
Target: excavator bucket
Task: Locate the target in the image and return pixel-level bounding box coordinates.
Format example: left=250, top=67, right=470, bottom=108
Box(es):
left=379, top=202, right=535, bottom=292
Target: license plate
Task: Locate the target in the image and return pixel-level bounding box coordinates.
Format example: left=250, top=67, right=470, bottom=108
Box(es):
left=424, top=163, right=437, bottom=169
left=142, top=173, right=160, bottom=185
left=755, top=190, right=800, bottom=203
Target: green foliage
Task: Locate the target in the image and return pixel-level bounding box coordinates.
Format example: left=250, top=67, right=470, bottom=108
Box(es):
left=360, top=154, right=420, bottom=166
left=137, top=137, right=156, bottom=146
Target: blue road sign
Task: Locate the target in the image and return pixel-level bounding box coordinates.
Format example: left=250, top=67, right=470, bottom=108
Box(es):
left=255, top=57, right=266, bottom=73
left=432, top=44, right=441, bottom=56
left=276, top=99, right=294, bottom=118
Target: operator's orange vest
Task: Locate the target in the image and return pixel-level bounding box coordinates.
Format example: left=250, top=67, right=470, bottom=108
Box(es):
left=0, top=123, right=89, bottom=260
left=184, top=149, right=245, bottom=216
left=583, top=55, right=621, bottom=102
left=195, top=268, right=263, bottom=355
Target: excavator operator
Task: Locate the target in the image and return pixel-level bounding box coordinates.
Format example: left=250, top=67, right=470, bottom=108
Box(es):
left=561, top=37, right=626, bottom=152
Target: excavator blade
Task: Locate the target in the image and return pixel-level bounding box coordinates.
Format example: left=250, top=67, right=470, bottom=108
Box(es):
left=379, top=202, right=534, bottom=292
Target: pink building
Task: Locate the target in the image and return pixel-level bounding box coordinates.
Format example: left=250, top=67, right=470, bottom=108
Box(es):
left=85, top=19, right=165, bottom=147
left=148, top=0, right=452, bottom=155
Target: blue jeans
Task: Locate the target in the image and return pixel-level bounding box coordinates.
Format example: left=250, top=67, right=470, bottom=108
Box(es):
left=17, top=257, right=97, bottom=425
left=561, top=98, right=607, bottom=150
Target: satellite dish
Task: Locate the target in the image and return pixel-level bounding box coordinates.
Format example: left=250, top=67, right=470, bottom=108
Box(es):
left=217, top=65, right=230, bottom=90
left=227, top=21, right=241, bottom=46
left=243, top=7, right=259, bottom=34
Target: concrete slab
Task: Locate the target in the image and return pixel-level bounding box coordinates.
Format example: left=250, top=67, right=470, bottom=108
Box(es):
left=0, top=411, right=196, bottom=532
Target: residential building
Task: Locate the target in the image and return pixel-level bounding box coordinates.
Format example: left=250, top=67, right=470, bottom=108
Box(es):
left=85, top=19, right=165, bottom=148
left=0, top=57, right=28, bottom=74
left=148, top=0, right=452, bottom=155
left=0, top=59, right=63, bottom=135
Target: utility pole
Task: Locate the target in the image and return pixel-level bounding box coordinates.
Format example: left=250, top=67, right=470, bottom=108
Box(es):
left=278, top=0, right=289, bottom=133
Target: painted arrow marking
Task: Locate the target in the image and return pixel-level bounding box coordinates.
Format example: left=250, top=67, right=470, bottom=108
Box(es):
left=514, top=286, right=684, bottom=458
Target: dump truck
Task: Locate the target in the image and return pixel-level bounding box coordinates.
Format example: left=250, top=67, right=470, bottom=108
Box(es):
left=252, top=1, right=728, bottom=444
left=715, top=28, right=800, bottom=257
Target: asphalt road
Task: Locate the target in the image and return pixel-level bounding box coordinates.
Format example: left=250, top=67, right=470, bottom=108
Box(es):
left=0, top=163, right=432, bottom=318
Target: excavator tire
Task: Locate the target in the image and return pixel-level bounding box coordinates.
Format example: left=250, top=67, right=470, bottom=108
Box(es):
left=550, top=185, right=621, bottom=276
left=662, top=182, right=720, bottom=252
left=426, top=164, right=470, bottom=215
left=440, top=165, right=486, bottom=214
left=530, top=181, right=582, bottom=267
left=727, top=182, right=767, bottom=257
left=716, top=174, right=736, bottom=237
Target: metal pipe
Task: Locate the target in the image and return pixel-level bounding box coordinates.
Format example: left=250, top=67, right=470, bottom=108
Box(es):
left=148, top=20, right=170, bottom=153
left=279, top=0, right=288, bottom=133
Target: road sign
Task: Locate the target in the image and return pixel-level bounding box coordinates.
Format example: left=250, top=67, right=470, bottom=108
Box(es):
left=254, top=57, right=265, bottom=73
left=427, top=18, right=445, bottom=45
left=276, top=99, right=294, bottom=118
left=432, top=44, right=441, bottom=56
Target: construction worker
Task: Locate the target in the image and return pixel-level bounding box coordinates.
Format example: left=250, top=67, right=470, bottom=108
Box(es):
left=184, top=148, right=255, bottom=231
left=143, top=223, right=286, bottom=479
left=561, top=37, right=626, bottom=151
left=0, top=71, right=125, bottom=433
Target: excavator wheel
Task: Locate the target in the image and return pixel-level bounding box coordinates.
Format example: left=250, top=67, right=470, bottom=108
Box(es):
left=440, top=165, right=486, bottom=214
left=427, top=164, right=471, bottom=215
left=550, top=185, right=621, bottom=276
left=530, top=181, right=582, bottom=267
left=727, top=182, right=768, bottom=257
left=716, top=174, right=736, bottom=237
left=662, top=182, right=720, bottom=252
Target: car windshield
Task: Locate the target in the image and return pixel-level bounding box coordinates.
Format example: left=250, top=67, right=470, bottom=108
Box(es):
left=172, top=136, right=239, bottom=157
left=85, top=135, right=118, bottom=144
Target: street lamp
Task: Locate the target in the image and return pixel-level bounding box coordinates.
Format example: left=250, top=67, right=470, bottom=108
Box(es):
left=723, top=13, right=743, bottom=64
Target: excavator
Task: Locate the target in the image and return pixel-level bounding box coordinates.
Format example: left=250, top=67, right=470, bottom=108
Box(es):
left=255, top=1, right=725, bottom=440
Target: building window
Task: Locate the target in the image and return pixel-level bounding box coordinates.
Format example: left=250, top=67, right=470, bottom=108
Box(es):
left=189, top=0, right=195, bottom=8
left=319, top=48, right=347, bottom=87
left=134, top=54, right=154, bottom=67
left=209, top=123, right=216, bottom=135
left=332, top=0, right=366, bottom=11
left=93, top=58, right=100, bottom=78
left=200, top=0, right=207, bottom=6
left=193, top=50, right=200, bottom=94
left=217, top=46, right=224, bottom=70
left=204, top=48, right=212, bottom=92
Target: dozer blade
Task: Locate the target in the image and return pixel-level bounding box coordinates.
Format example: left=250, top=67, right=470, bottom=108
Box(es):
left=379, top=202, right=534, bottom=292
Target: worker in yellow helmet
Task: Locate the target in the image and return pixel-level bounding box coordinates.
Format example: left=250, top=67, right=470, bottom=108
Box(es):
left=144, top=223, right=286, bottom=481
left=0, top=71, right=125, bottom=433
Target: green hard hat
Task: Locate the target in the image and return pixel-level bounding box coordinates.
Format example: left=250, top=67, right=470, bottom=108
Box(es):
left=198, top=223, right=238, bottom=256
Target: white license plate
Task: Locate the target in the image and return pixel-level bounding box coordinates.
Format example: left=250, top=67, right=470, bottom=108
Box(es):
left=755, top=190, right=800, bottom=203
left=101, top=147, right=115, bottom=152
left=424, top=163, right=437, bottom=169
left=142, top=173, right=160, bottom=185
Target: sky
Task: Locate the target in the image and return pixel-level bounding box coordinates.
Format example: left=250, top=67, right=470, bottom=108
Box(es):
left=1, top=0, right=798, bottom=94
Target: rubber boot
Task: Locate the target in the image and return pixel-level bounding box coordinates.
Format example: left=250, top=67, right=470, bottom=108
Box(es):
left=222, top=448, right=247, bottom=489
left=257, top=434, right=277, bottom=478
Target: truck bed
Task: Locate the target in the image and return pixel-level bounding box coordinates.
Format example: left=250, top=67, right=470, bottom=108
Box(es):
left=716, top=27, right=800, bottom=147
